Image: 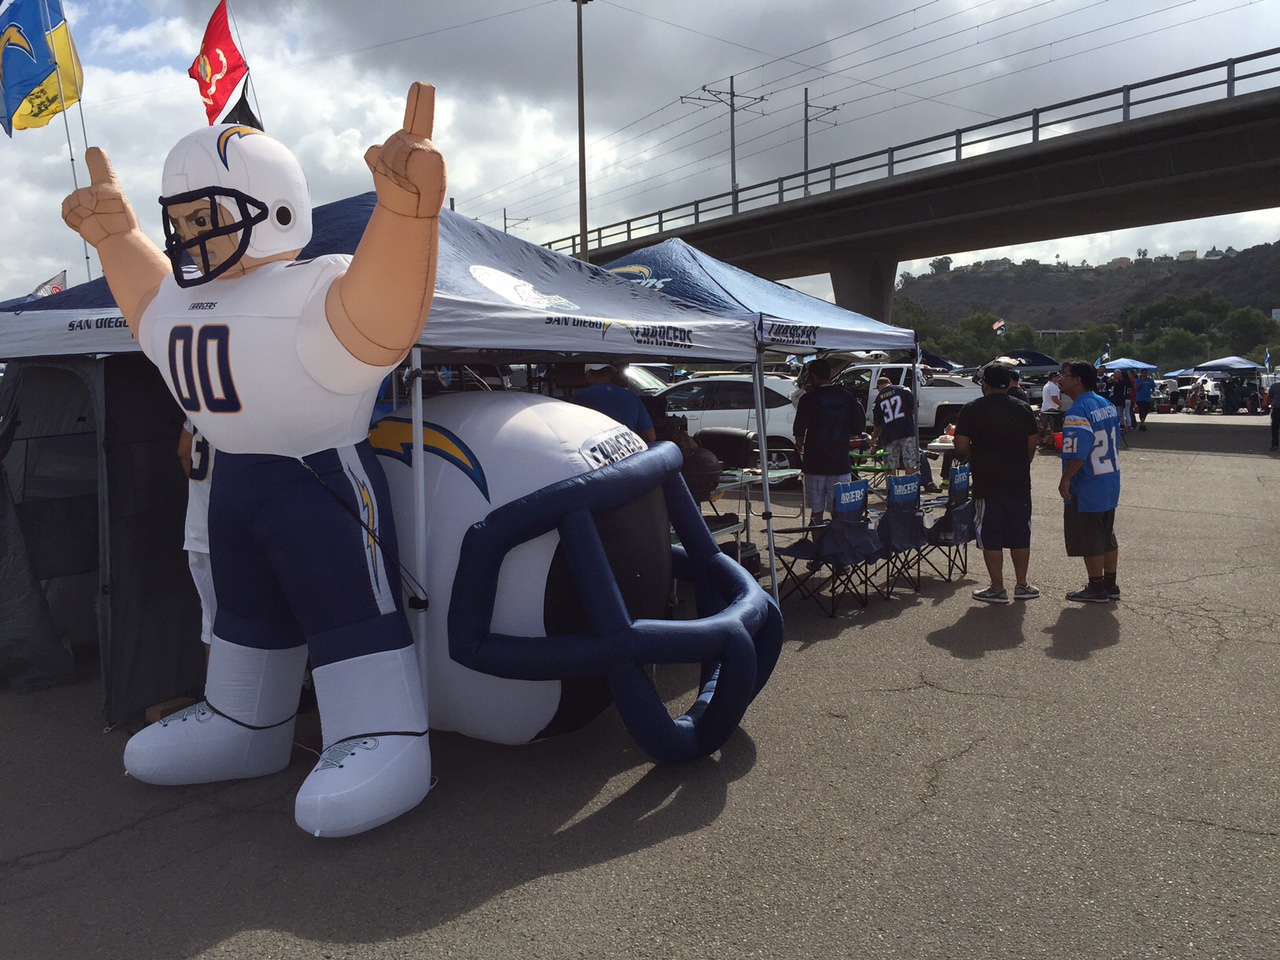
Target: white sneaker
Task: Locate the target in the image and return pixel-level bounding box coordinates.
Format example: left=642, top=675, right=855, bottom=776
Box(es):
left=124, top=701, right=296, bottom=785
left=124, top=639, right=307, bottom=785
left=294, top=645, right=432, bottom=838
left=295, top=731, right=432, bottom=838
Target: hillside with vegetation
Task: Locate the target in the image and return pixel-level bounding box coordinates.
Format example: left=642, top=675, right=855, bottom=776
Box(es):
left=891, top=241, right=1280, bottom=370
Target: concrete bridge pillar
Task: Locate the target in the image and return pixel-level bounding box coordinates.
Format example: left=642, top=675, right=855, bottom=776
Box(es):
left=827, top=249, right=898, bottom=323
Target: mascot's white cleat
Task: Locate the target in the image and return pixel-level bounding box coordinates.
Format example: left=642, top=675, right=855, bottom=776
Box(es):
left=295, top=645, right=431, bottom=838
left=124, top=638, right=308, bottom=785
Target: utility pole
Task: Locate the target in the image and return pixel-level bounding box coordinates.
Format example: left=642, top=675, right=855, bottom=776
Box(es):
left=503, top=209, right=528, bottom=234
left=682, top=76, right=766, bottom=214
left=573, top=0, right=592, bottom=261
left=803, top=87, right=837, bottom=196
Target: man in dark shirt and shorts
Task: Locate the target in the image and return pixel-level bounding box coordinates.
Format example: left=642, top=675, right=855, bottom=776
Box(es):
left=793, top=358, right=866, bottom=525
left=953, top=364, right=1040, bottom=604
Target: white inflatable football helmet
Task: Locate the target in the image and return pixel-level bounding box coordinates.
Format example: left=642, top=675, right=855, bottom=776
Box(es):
left=373, top=392, right=783, bottom=763
left=159, top=125, right=312, bottom=286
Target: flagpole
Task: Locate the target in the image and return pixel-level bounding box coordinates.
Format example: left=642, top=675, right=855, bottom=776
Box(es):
left=38, top=0, right=93, bottom=281
left=223, top=1, right=264, bottom=128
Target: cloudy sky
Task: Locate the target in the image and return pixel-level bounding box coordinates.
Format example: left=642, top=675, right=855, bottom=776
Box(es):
left=3, top=0, right=1278, bottom=302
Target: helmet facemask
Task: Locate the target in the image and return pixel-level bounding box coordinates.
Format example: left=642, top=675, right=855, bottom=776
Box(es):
left=160, top=186, right=268, bottom=287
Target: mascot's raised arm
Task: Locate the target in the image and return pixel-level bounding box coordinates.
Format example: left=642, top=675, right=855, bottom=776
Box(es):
left=61, top=84, right=447, bottom=838
left=63, top=82, right=444, bottom=356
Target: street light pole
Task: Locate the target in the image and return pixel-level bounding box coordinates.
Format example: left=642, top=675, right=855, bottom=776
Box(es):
left=574, top=0, right=592, bottom=262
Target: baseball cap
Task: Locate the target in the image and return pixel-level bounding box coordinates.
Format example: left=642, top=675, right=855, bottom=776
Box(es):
left=981, top=365, right=1013, bottom=388
left=584, top=362, right=615, bottom=372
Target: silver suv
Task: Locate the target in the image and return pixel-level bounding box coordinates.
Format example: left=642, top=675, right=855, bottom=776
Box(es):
left=656, top=374, right=798, bottom=471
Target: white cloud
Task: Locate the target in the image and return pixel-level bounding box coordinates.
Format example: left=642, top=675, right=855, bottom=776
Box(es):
left=3, top=0, right=1278, bottom=301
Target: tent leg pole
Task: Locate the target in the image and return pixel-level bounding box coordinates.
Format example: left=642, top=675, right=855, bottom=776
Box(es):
left=410, top=348, right=429, bottom=718
left=752, top=341, right=779, bottom=604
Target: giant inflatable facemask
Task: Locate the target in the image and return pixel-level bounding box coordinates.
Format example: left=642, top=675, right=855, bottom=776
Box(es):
left=158, top=125, right=313, bottom=287
left=374, top=392, right=783, bottom=762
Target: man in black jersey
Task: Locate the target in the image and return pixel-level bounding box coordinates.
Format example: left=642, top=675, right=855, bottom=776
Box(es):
left=953, top=364, right=1041, bottom=604
left=793, top=358, right=866, bottom=525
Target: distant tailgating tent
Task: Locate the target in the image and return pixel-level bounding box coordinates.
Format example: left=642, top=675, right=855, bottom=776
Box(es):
left=1099, top=357, right=1158, bottom=371
left=0, top=196, right=759, bottom=722
left=604, top=238, right=916, bottom=354
left=915, top=347, right=961, bottom=370
left=997, top=349, right=1060, bottom=367
left=1193, top=355, right=1266, bottom=372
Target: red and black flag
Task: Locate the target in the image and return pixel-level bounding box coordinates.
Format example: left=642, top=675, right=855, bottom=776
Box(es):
left=189, top=1, right=248, bottom=124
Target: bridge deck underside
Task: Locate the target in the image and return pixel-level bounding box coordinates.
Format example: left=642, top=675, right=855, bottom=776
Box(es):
left=593, top=88, right=1280, bottom=283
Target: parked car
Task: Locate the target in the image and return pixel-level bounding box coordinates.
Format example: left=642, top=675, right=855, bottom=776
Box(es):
left=655, top=374, right=799, bottom=472
left=733, top=361, right=801, bottom=379
left=618, top=363, right=670, bottom=395
left=826, top=362, right=981, bottom=436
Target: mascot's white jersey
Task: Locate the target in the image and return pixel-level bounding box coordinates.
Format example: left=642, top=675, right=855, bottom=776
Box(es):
left=138, top=255, right=396, bottom=457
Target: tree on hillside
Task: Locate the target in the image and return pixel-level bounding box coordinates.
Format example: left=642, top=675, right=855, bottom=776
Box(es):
left=1219, top=307, right=1279, bottom=356
left=890, top=293, right=936, bottom=337
left=929, top=256, right=952, bottom=275
left=1144, top=327, right=1212, bottom=369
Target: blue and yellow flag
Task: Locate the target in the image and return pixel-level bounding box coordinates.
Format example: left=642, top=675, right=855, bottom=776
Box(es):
left=0, top=0, right=82, bottom=136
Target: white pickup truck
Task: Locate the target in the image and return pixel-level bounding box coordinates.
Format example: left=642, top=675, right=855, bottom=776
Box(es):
left=829, top=363, right=982, bottom=436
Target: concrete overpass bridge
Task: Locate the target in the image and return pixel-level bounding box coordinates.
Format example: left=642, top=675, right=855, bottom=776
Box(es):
left=548, top=48, right=1280, bottom=322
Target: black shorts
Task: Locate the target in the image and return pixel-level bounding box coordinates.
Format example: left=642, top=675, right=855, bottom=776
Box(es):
left=1063, top=502, right=1118, bottom=558
left=975, top=494, right=1032, bottom=551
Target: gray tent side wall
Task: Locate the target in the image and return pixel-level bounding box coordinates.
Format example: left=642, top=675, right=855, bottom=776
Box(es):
left=100, top=354, right=204, bottom=724
left=0, top=354, right=203, bottom=723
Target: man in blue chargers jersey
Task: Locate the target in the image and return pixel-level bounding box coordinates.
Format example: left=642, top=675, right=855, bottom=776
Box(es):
left=1058, top=360, right=1122, bottom=603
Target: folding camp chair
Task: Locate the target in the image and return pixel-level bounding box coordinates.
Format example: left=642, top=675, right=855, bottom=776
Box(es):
left=921, top=463, right=977, bottom=582
left=774, top=479, right=880, bottom=616
left=873, top=473, right=928, bottom=597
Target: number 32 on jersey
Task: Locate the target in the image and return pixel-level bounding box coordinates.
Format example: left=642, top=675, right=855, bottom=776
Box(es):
left=168, top=324, right=242, bottom=414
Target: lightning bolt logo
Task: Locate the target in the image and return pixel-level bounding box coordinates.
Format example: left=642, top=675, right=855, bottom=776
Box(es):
left=0, top=24, right=37, bottom=63
left=369, top=417, right=490, bottom=502
left=216, top=125, right=263, bottom=168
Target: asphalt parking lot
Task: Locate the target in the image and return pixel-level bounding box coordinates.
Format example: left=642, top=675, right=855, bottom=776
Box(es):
left=3, top=411, right=1277, bottom=960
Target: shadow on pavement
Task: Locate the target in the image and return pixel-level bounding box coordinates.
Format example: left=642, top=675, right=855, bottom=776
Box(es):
left=925, top=601, right=1029, bottom=659
left=1042, top=605, right=1121, bottom=660
left=4, top=669, right=757, bottom=960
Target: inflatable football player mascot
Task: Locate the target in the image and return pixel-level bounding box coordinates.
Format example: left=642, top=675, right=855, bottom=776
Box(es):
left=63, top=84, right=446, bottom=837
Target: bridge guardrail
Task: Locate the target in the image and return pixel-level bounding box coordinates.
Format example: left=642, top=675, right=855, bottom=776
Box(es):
left=546, top=47, right=1280, bottom=257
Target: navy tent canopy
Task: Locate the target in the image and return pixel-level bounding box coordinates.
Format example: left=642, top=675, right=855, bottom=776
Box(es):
left=1193, top=355, right=1266, bottom=372
left=1098, top=357, right=1158, bottom=371
left=604, top=238, right=916, bottom=354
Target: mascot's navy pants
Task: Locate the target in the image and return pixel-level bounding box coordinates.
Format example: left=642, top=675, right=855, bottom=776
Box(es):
left=209, top=440, right=413, bottom=668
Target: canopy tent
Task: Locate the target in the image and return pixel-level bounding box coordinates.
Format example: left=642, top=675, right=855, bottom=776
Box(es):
left=0, top=195, right=762, bottom=722
left=603, top=238, right=916, bottom=355
left=913, top=347, right=961, bottom=370
left=604, top=238, right=920, bottom=600
left=994, top=349, right=1060, bottom=367
left=1098, top=357, right=1158, bottom=371
left=0, top=196, right=758, bottom=364
left=1193, top=355, right=1266, bottom=372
